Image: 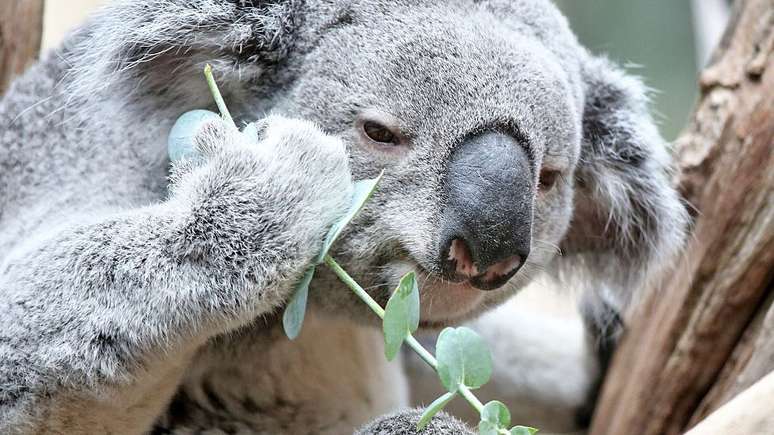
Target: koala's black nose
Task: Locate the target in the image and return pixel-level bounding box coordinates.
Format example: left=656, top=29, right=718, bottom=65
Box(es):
left=440, top=132, right=533, bottom=290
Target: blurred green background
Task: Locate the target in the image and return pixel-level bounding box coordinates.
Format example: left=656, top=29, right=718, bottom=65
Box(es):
left=555, top=0, right=699, bottom=141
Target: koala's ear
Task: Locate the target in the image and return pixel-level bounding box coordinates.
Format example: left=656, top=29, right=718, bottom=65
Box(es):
left=557, top=55, right=688, bottom=315
left=67, top=0, right=302, bottom=106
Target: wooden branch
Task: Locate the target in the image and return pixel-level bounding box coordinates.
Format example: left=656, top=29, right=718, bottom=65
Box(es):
left=685, top=370, right=774, bottom=435
left=689, top=285, right=774, bottom=425
left=590, top=0, right=774, bottom=433
left=0, top=0, right=44, bottom=94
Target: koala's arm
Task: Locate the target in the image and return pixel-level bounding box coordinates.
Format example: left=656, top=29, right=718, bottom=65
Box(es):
left=0, top=119, right=352, bottom=433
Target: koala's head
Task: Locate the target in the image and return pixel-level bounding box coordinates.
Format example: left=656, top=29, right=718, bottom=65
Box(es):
left=75, top=0, right=687, bottom=327
left=276, top=0, right=585, bottom=325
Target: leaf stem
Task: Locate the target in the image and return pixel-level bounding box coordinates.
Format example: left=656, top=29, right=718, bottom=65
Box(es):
left=323, top=255, right=384, bottom=318
left=458, top=384, right=485, bottom=413
left=203, top=64, right=235, bottom=128
left=403, top=335, right=437, bottom=370
left=323, top=254, right=485, bottom=415
left=417, top=391, right=457, bottom=430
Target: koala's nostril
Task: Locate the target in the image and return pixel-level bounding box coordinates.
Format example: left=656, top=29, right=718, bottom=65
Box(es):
left=471, top=255, right=524, bottom=290
left=444, top=237, right=525, bottom=290
left=482, top=255, right=522, bottom=281
left=448, top=238, right=478, bottom=277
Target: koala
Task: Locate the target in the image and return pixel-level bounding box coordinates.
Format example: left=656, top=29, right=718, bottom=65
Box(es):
left=0, top=0, right=687, bottom=434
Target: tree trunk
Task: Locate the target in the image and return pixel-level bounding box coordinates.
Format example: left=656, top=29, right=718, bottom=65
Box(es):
left=590, top=0, right=774, bottom=434
left=0, top=0, right=44, bottom=94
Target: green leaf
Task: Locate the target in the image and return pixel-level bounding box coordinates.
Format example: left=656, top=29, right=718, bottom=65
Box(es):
left=282, top=266, right=315, bottom=340
left=167, top=110, right=220, bottom=162
left=478, top=420, right=500, bottom=435
left=481, top=401, right=511, bottom=429
left=382, top=272, right=420, bottom=360
left=394, top=271, right=420, bottom=323
left=436, top=326, right=493, bottom=392
left=417, top=391, right=457, bottom=430
left=283, top=175, right=382, bottom=340
left=510, top=426, right=538, bottom=435
left=382, top=307, right=406, bottom=361
left=317, top=173, right=383, bottom=263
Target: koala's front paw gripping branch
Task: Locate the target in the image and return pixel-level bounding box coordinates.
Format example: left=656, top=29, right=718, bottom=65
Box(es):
left=191, top=66, right=537, bottom=435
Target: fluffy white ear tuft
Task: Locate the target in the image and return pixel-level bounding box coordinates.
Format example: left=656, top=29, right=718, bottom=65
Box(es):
left=65, top=0, right=302, bottom=108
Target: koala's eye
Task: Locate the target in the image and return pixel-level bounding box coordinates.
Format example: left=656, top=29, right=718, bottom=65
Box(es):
left=538, top=168, right=561, bottom=191
left=363, top=121, right=398, bottom=144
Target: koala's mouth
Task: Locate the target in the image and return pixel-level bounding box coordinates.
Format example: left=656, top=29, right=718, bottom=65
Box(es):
left=388, top=262, right=489, bottom=326
left=378, top=253, right=520, bottom=327
left=416, top=276, right=486, bottom=326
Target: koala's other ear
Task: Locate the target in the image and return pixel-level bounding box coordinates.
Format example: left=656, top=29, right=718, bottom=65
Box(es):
left=68, top=0, right=302, bottom=106
left=557, top=55, right=688, bottom=315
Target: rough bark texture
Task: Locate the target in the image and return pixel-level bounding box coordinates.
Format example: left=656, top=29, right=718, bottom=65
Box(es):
left=0, top=0, right=44, bottom=94
left=590, top=0, right=774, bottom=434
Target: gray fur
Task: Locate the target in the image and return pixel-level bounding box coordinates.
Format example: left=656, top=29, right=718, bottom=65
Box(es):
left=0, top=0, right=687, bottom=433
left=355, top=409, right=474, bottom=435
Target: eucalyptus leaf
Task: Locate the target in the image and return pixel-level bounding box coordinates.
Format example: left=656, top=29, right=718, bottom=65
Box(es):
left=404, top=274, right=420, bottom=334
left=167, top=110, right=220, bottom=162
left=436, top=326, right=493, bottom=392
left=481, top=400, right=511, bottom=429
left=478, top=420, right=500, bottom=435
left=510, top=426, right=538, bottom=435
left=282, top=266, right=315, bottom=340
left=416, top=391, right=456, bottom=431
left=382, top=272, right=420, bottom=360
left=283, top=174, right=382, bottom=339
left=241, top=122, right=260, bottom=141
left=317, top=173, right=383, bottom=263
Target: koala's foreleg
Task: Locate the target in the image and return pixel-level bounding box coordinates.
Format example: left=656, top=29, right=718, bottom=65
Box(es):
left=0, top=118, right=352, bottom=434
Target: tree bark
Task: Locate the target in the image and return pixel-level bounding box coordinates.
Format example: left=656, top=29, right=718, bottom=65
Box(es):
left=685, top=371, right=774, bottom=435
left=0, top=0, right=44, bottom=94
left=689, top=285, right=774, bottom=426
left=590, top=0, right=774, bottom=434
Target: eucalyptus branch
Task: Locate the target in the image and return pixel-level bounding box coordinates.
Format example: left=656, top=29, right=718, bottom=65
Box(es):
left=191, top=65, right=538, bottom=435
left=204, top=64, right=235, bottom=128
left=323, top=255, right=486, bottom=414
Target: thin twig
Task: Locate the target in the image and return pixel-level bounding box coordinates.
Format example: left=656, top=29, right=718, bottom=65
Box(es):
left=203, top=64, right=235, bottom=128
left=323, top=254, right=486, bottom=415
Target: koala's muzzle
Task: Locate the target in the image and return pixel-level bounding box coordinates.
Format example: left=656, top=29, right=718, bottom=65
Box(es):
left=440, top=132, right=533, bottom=291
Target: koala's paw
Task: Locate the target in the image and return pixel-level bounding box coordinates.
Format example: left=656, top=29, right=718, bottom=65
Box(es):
left=168, top=115, right=353, bottom=269
left=356, top=409, right=475, bottom=435
left=243, top=115, right=355, bottom=236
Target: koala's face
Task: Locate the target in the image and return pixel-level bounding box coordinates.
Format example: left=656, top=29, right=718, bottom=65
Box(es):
left=275, top=1, right=584, bottom=326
